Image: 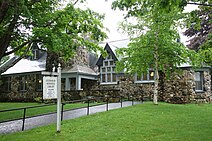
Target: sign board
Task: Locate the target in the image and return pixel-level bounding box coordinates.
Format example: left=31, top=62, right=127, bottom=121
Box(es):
left=43, top=76, right=58, bottom=99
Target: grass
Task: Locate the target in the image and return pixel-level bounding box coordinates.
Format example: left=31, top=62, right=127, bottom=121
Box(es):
left=0, top=102, right=102, bottom=122
left=0, top=102, right=212, bottom=141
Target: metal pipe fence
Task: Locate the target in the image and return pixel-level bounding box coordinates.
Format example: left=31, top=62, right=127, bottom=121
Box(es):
left=0, top=95, right=142, bottom=131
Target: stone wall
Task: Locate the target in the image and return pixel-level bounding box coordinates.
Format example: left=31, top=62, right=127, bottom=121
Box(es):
left=1, top=69, right=211, bottom=103
left=90, top=70, right=211, bottom=104
left=203, top=71, right=211, bottom=98
left=159, top=70, right=195, bottom=103
left=0, top=74, right=42, bottom=102
left=90, top=75, right=154, bottom=100
left=159, top=70, right=211, bottom=104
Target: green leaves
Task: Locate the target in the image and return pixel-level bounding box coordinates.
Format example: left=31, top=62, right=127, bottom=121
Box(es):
left=113, top=0, right=191, bottom=76
left=0, top=0, right=107, bottom=64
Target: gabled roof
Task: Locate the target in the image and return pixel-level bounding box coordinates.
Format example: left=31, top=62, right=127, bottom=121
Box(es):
left=96, top=43, right=118, bottom=66
left=62, top=64, right=97, bottom=75
left=1, top=53, right=47, bottom=75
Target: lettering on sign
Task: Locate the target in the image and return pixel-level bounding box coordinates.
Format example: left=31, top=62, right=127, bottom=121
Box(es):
left=43, top=76, right=57, bottom=99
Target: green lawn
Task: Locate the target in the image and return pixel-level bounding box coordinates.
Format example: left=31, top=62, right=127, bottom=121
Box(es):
left=0, top=102, right=102, bottom=122
left=1, top=102, right=211, bottom=141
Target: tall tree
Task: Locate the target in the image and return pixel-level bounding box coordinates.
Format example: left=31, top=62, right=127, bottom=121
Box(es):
left=0, top=0, right=107, bottom=73
left=112, top=0, right=191, bottom=104
left=184, top=2, right=212, bottom=66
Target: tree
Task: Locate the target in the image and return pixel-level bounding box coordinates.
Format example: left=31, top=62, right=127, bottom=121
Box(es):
left=112, top=0, right=191, bottom=104
left=0, top=0, right=107, bottom=73
left=184, top=2, right=212, bottom=66
left=0, top=56, right=9, bottom=65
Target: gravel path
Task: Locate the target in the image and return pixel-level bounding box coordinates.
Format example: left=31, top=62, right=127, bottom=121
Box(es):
left=0, top=101, right=141, bottom=134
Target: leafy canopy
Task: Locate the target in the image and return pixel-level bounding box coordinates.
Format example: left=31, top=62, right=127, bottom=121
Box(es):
left=112, top=0, right=190, bottom=75
left=184, top=1, right=212, bottom=66
left=0, top=0, right=107, bottom=64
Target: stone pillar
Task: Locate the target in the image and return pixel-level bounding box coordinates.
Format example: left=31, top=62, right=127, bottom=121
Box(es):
left=204, top=71, right=211, bottom=97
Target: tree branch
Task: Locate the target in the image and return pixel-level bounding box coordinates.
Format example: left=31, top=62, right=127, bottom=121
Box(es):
left=3, top=39, right=41, bottom=56
left=73, top=0, right=80, bottom=5
left=187, top=2, right=212, bottom=7
left=3, top=40, right=32, bottom=57
left=0, top=44, right=32, bottom=74
left=0, top=0, right=10, bottom=24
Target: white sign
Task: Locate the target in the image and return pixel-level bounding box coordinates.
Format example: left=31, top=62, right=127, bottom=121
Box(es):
left=43, top=76, right=58, bottom=99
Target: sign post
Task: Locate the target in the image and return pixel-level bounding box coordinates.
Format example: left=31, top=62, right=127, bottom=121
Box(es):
left=42, top=63, right=61, bottom=133
left=57, top=63, right=61, bottom=132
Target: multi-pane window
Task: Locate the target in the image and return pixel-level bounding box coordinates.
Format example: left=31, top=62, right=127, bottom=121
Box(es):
left=136, top=70, right=155, bottom=82
left=195, top=71, right=204, bottom=91
left=100, top=58, right=117, bottom=84
left=19, top=76, right=27, bottom=91
left=36, top=74, right=42, bottom=91
left=2, top=77, right=11, bottom=92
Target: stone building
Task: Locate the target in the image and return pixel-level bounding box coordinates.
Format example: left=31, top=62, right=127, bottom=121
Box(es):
left=0, top=43, right=211, bottom=103
left=95, top=43, right=212, bottom=103
left=0, top=44, right=98, bottom=102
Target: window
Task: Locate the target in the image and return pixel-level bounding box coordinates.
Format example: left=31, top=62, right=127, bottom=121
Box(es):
left=36, top=74, right=42, bottom=91
left=100, top=57, right=117, bottom=84
left=135, top=70, right=155, bottom=83
left=195, top=72, right=204, bottom=91
left=32, top=49, right=39, bottom=60
left=61, top=78, right=66, bottom=91
left=19, top=76, right=27, bottom=91
left=2, top=77, right=11, bottom=92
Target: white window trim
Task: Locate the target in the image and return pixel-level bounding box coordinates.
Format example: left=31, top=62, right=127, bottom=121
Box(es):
left=100, top=82, right=118, bottom=85
left=195, top=71, right=204, bottom=92
left=134, top=71, right=155, bottom=83
left=195, top=90, right=204, bottom=93
left=134, top=80, right=155, bottom=84
left=100, top=58, right=117, bottom=84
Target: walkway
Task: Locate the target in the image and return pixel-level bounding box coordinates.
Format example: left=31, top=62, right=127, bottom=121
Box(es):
left=0, top=101, right=141, bottom=134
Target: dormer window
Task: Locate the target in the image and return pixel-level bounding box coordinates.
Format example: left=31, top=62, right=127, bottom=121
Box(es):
left=32, top=49, right=39, bottom=60
left=31, top=43, right=40, bottom=60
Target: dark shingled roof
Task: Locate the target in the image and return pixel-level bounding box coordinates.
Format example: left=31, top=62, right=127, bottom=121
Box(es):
left=96, top=43, right=118, bottom=67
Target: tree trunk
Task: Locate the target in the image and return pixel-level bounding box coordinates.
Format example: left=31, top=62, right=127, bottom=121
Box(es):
left=153, top=66, right=159, bottom=105
left=153, top=30, right=159, bottom=105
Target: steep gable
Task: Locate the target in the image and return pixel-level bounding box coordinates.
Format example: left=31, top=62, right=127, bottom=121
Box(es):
left=96, top=43, right=118, bottom=67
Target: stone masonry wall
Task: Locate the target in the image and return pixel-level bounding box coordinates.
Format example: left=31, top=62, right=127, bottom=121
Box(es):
left=0, top=74, right=42, bottom=102
left=160, top=70, right=211, bottom=104
left=90, top=75, right=154, bottom=100
left=160, top=70, right=195, bottom=103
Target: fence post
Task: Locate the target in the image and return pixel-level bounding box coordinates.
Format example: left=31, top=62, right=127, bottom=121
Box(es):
left=120, top=96, right=123, bottom=108
left=132, top=96, right=134, bottom=106
left=22, top=108, right=26, bottom=131
left=106, top=95, right=109, bottom=111
left=87, top=99, right=90, bottom=115
left=61, top=103, right=65, bottom=121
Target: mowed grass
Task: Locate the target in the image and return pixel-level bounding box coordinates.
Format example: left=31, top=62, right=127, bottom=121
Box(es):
left=0, top=102, right=101, bottom=122
left=1, top=102, right=212, bottom=141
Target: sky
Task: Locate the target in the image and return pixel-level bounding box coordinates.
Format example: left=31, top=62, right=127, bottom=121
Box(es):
left=74, top=0, right=198, bottom=49
left=75, top=0, right=129, bottom=48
